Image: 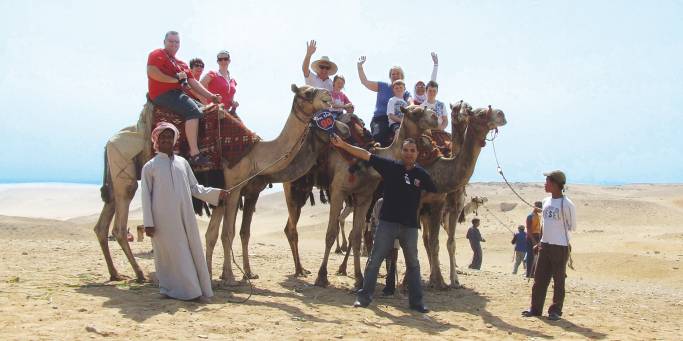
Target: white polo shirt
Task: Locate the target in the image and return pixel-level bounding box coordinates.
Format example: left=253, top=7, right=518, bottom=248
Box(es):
left=305, top=73, right=333, bottom=92
left=540, top=196, right=577, bottom=246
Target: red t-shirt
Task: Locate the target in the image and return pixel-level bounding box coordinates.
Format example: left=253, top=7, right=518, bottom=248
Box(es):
left=206, top=71, right=237, bottom=107
left=147, top=48, right=194, bottom=100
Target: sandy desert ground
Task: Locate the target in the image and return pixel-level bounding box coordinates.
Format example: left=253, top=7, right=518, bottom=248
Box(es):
left=1, top=182, right=682, bottom=340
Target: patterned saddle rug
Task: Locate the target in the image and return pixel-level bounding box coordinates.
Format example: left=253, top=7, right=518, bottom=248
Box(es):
left=417, top=130, right=453, bottom=166
left=153, top=104, right=261, bottom=172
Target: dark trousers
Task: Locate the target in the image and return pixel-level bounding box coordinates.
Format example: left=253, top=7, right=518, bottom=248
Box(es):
left=525, top=233, right=541, bottom=278
left=370, top=115, right=391, bottom=147
left=469, top=242, right=482, bottom=269
left=530, top=243, right=569, bottom=315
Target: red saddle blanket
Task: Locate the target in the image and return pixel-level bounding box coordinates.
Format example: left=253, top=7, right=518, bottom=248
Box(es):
left=153, top=105, right=261, bottom=171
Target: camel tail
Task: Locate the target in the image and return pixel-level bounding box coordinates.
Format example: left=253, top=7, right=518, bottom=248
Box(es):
left=99, top=146, right=113, bottom=203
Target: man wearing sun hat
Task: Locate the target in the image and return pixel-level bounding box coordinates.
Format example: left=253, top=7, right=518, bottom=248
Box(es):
left=522, top=170, right=577, bottom=321
left=302, top=39, right=336, bottom=92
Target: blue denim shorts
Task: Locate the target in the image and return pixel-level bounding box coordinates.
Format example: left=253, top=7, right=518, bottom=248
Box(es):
left=152, top=89, right=203, bottom=120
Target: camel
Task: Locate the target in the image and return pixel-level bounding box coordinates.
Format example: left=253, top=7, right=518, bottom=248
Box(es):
left=93, top=84, right=330, bottom=284
left=311, top=106, right=441, bottom=288
left=203, top=119, right=351, bottom=280
left=419, top=103, right=507, bottom=289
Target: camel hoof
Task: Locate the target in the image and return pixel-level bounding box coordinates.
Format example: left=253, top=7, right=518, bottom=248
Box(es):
left=449, top=282, right=462, bottom=289
left=336, top=269, right=347, bottom=276
left=135, top=274, right=146, bottom=284
left=243, top=273, right=259, bottom=280
left=109, top=274, right=130, bottom=282
left=314, top=276, right=330, bottom=287
left=341, top=244, right=348, bottom=252
left=220, top=279, right=241, bottom=287
left=334, top=248, right=342, bottom=254
left=353, top=279, right=364, bottom=290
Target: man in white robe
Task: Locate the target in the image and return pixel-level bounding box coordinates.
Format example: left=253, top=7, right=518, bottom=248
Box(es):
left=141, top=122, right=228, bottom=301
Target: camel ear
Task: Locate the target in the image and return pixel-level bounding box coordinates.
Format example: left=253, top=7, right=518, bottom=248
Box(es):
left=291, top=84, right=298, bottom=93
left=399, top=106, right=409, bottom=115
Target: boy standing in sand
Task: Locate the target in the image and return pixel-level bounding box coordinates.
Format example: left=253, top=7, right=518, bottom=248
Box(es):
left=522, top=170, right=577, bottom=321
left=466, top=218, right=486, bottom=270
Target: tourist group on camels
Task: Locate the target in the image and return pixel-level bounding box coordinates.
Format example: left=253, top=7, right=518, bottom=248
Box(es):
left=96, top=31, right=576, bottom=320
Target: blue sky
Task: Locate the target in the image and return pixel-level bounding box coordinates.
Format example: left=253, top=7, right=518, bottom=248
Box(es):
left=0, top=0, right=681, bottom=184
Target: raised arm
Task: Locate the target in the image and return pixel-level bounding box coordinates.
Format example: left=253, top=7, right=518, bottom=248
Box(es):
left=330, top=134, right=371, bottom=161
left=430, top=52, right=438, bottom=81
left=302, top=40, right=316, bottom=78
left=357, top=56, right=379, bottom=92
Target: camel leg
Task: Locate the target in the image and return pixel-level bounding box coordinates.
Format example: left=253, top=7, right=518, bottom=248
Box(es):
left=283, top=182, right=310, bottom=276
left=107, top=146, right=145, bottom=283
left=112, top=186, right=145, bottom=282
left=240, top=193, right=260, bottom=280
left=205, top=204, right=224, bottom=280
left=350, top=192, right=373, bottom=289
left=339, top=204, right=352, bottom=252
left=425, top=201, right=447, bottom=290
left=314, top=189, right=345, bottom=287
left=337, top=237, right=352, bottom=276
left=334, top=222, right=343, bottom=254
left=421, top=213, right=432, bottom=267
left=93, top=201, right=120, bottom=281
left=446, top=191, right=465, bottom=288
left=220, top=193, right=241, bottom=286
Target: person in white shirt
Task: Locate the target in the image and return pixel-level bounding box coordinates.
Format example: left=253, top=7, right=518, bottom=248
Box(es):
left=421, top=81, right=448, bottom=130
left=522, top=170, right=576, bottom=321
left=386, top=79, right=408, bottom=131
left=301, top=39, right=335, bottom=92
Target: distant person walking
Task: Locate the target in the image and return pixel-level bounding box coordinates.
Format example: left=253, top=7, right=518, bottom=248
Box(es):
left=522, top=170, right=577, bottom=321
left=466, top=218, right=485, bottom=270
left=511, top=225, right=528, bottom=274
left=525, top=201, right=543, bottom=278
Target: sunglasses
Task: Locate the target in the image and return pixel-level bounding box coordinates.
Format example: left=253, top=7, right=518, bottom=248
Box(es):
left=318, top=65, right=330, bottom=70
left=192, top=64, right=204, bottom=68
left=217, top=57, right=230, bottom=61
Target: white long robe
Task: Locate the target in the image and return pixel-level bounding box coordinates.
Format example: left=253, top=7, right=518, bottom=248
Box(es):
left=141, top=153, right=220, bottom=300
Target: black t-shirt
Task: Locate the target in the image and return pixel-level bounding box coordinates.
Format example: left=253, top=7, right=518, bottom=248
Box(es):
left=369, top=155, right=437, bottom=227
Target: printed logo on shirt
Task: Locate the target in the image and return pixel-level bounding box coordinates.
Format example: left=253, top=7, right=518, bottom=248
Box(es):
left=543, top=206, right=560, bottom=220
left=404, top=173, right=411, bottom=185
left=414, top=178, right=421, bottom=187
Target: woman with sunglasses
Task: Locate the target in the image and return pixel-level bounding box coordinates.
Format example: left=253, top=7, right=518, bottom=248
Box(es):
left=200, top=50, right=238, bottom=114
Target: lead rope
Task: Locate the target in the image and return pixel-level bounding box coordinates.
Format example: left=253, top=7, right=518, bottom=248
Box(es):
left=491, top=137, right=536, bottom=210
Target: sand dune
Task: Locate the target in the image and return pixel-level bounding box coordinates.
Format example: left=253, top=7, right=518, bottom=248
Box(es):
left=1, top=183, right=682, bottom=340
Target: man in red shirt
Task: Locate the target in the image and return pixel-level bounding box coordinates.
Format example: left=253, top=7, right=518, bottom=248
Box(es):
left=147, top=31, right=220, bottom=167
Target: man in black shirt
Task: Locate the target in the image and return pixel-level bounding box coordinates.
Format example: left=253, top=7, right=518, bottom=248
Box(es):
left=330, top=135, right=437, bottom=313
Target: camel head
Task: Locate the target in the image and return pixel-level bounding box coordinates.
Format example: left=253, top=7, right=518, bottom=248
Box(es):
left=450, top=100, right=473, bottom=124
left=470, top=105, right=507, bottom=131
left=471, top=196, right=488, bottom=205
left=290, top=84, right=332, bottom=119
left=399, top=105, right=440, bottom=137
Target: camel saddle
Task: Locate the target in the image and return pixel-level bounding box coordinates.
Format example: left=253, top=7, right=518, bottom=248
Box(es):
left=417, top=130, right=452, bottom=167
left=151, top=102, right=261, bottom=172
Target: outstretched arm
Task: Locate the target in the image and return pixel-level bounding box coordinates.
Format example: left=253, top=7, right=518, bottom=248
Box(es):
left=430, top=52, right=438, bottom=81
left=302, top=40, right=316, bottom=78
left=357, top=56, right=379, bottom=92
left=330, top=134, right=371, bottom=161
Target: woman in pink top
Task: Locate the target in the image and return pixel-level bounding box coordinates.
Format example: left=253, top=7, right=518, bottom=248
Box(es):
left=330, top=75, right=353, bottom=118
left=201, top=50, right=238, bottom=114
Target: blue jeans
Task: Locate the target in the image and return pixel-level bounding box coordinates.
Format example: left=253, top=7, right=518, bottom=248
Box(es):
left=152, top=89, right=203, bottom=120
left=356, top=220, right=424, bottom=307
